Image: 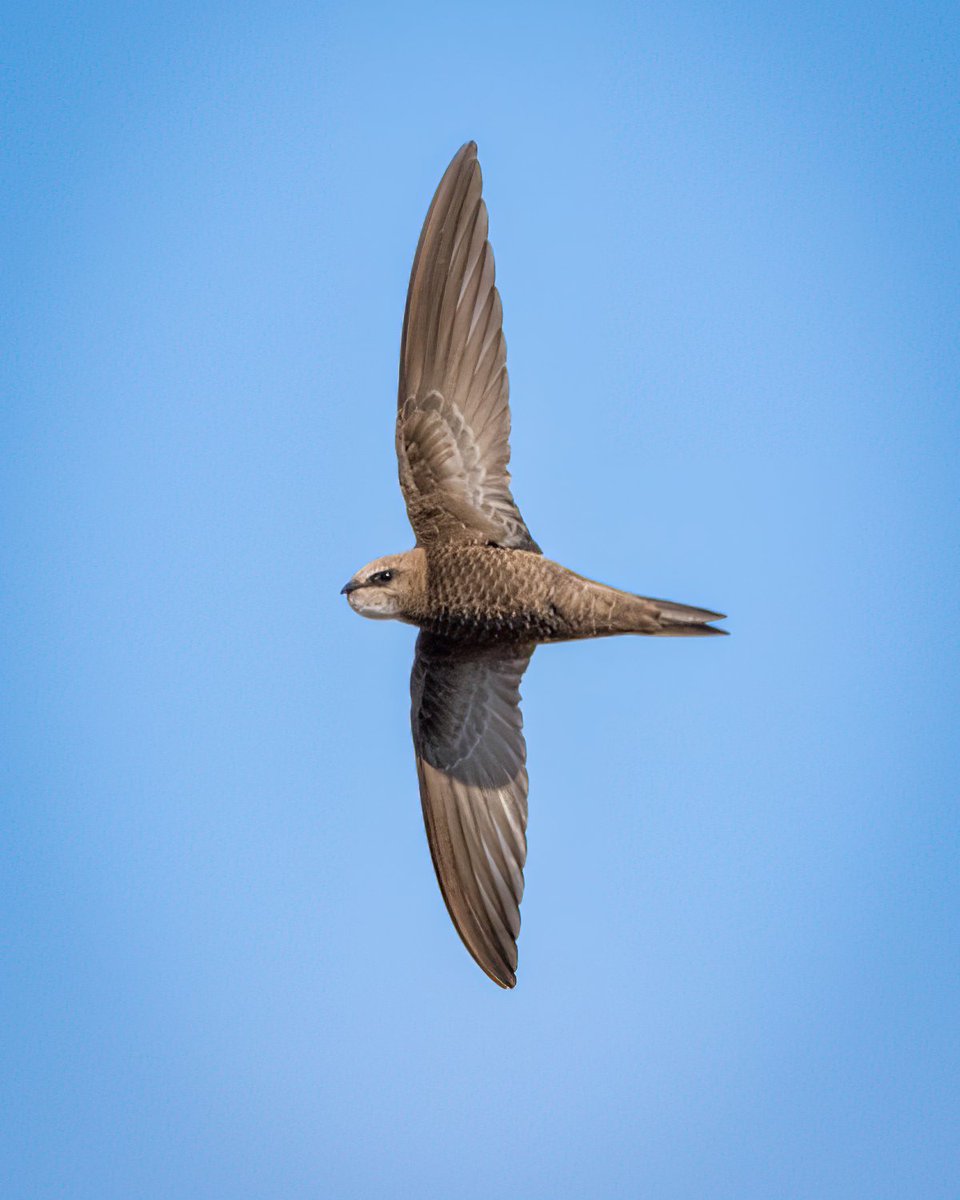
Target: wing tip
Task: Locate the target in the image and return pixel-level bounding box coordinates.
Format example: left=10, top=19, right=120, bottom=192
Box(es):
left=489, top=965, right=517, bottom=989
left=448, top=141, right=478, bottom=170
left=453, top=141, right=481, bottom=184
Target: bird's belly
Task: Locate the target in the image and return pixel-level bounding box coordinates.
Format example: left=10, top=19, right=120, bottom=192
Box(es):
left=418, top=605, right=558, bottom=642
left=420, top=547, right=571, bottom=641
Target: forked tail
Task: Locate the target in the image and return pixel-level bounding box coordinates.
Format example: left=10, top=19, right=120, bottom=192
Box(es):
left=547, top=563, right=728, bottom=639
left=644, top=596, right=728, bottom=636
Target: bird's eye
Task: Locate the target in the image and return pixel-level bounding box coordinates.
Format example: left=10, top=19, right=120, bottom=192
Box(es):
left=369, top=569, right=394, bottom=584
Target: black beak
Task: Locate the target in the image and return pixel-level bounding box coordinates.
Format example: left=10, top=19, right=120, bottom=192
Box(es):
left=341, top=579, right=361, bottom=595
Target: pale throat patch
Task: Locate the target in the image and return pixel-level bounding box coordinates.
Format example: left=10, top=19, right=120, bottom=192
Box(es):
left=347, top=590, right=401, bottom=621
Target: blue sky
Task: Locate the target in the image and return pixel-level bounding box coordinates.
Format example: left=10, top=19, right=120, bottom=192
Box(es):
left=3, top=3, right=958, bottom=1197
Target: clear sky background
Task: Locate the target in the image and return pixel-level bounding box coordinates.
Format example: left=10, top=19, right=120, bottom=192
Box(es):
left=3, top=3, right=958, bottom=1197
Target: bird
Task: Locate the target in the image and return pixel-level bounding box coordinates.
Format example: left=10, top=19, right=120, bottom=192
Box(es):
left=341, top=142, right=726, bottom=988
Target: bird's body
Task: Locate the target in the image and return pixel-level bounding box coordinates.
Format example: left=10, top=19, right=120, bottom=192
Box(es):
left=350, top=543, right=725, bottom=643
left=342, top=142, right=726, bottom=987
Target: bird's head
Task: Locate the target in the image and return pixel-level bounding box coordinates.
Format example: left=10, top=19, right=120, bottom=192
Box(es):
left=340, top=550, right=424, bottom=621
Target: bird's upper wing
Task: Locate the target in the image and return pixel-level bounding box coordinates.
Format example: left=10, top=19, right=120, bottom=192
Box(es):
left=410, top=632, right=534, bottom=988
left=397, top=143, right=540, bottom=553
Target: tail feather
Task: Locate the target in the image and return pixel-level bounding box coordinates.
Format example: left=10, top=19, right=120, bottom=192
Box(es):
left=556, top=569, right=728, bottom=639
left=651, top=621, right=728, bottom=637
left=643, top=595, right=728, bottom=637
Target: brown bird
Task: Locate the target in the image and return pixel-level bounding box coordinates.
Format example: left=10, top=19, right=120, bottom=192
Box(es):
left=342, top=142, right=726, bottom=988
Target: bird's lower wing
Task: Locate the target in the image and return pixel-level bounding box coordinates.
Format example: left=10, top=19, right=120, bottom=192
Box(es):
left=410, top=633, right=534, bottom=988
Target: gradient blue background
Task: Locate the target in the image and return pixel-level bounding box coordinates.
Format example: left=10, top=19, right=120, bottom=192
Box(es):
left=4, top=4, right=958, bottom=1197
